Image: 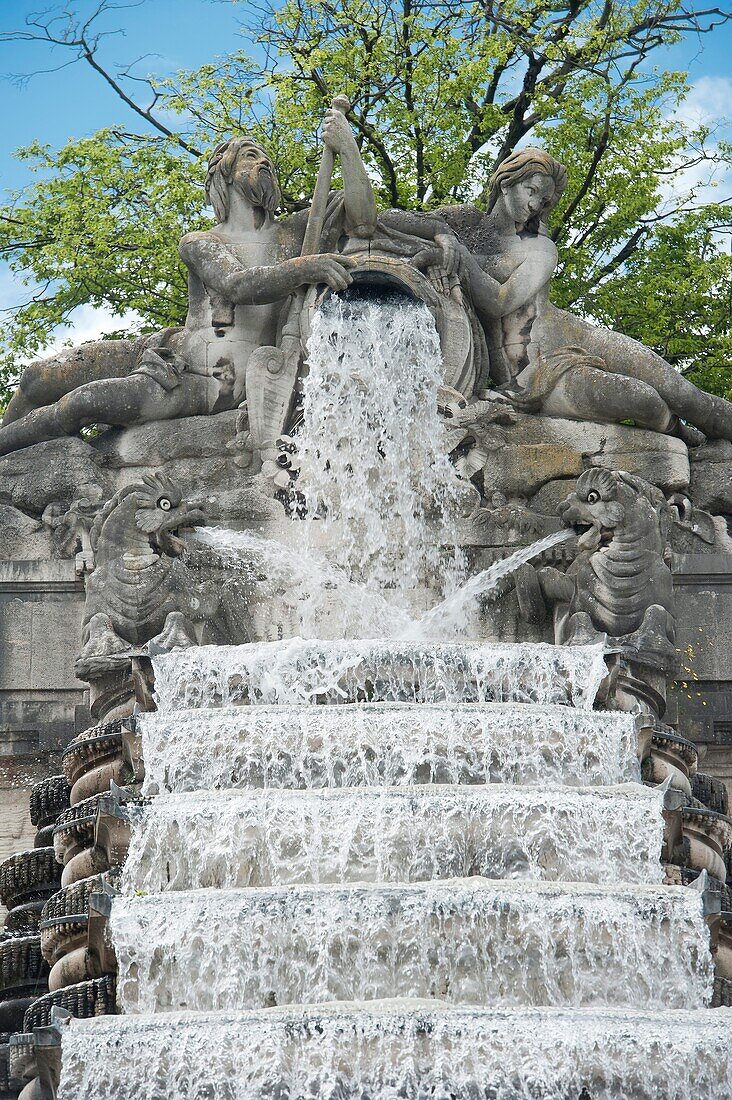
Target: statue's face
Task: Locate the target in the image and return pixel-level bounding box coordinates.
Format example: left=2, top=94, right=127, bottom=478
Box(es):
left=500, top=172, right=555, bottom=228
left=232, top=144, right=280, bottom=214
left=233, top=144, right=274, bottom=187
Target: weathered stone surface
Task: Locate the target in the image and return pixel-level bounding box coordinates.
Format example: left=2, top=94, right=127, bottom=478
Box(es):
left=196, top=486, right=286, bottom=523
left=482, top=414, right=689, bottom=498
left=689, top=441, right=732, bottom=513
left=0, top=412, right=272, bottom=560
left=94, top=411, right=239, bottom=467
left=482, top=442, right=582, bottom=497
left=0, top=438, right=108, bottom=516
left=529, top=479, right=578, bottom=515
left=0, top=559, right=87, bottom=778
left=0, top=506, right=51, bottom=561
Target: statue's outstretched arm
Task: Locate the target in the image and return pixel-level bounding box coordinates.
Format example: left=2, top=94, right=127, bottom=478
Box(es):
left=179, top=234, right=355, bottom=303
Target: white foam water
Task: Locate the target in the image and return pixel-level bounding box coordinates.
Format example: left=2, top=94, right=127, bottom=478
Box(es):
left=111, top=881, right=712, bottom=1015
left=298, top=294, right=466, bottom=601
left=189, top=526, right=573, bottom=643
left=56, top=289, right=729, bottom=1096
left=189, top=526, right=413, bottom=641
left=57, top=1004, right=732, bottom=1100
left=152, top=640, right=607, bottom=712
left=402, top=528, right=573, bottom=640
left=139, top=702, right=639, bottom=795
left=122, top=784, right=665, bottom=894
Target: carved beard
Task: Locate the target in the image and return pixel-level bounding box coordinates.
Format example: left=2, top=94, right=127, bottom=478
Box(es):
left=237, top=164, right=280, bottom=226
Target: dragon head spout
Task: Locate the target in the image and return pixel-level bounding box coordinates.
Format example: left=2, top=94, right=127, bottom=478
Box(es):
left=558, top=468, right=625, bottom=552
left=559, top=467, right=669, bottom=555
left=134, top=473, right=207, bottom=557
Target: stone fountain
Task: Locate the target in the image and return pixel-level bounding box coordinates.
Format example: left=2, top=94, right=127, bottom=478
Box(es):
left=1, top=96, right=732, bottom=1098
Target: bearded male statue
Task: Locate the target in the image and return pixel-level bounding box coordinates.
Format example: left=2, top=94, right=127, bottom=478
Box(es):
left=0, top=109, right=376, bottom=455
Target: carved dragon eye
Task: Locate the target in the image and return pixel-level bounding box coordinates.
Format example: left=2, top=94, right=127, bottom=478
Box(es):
left=586, top=490, right=601, bottom=504
left=158, top=497, right=172, bottom=512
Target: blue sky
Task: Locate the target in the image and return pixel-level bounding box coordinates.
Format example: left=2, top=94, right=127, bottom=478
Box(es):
left=0, top=0, right=249, bottom=190
left=1, top=0, right=731, bottom=352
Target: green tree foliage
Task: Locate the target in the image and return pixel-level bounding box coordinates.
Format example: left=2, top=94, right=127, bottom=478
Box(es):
left=1, top=0, right=731, bottom=405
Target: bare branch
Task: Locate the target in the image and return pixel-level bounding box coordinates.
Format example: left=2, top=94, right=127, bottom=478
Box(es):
left=0, top=1, right=202, bottom=156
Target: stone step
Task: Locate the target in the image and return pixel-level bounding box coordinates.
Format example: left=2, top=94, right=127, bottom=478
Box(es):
left=57, top=1001, right=732, bottom=1100
left=139, top=701, right=638, bottom=795
left=122, top=783, right=666, bottom=893
left=110, top=880, right=714, bottom=1015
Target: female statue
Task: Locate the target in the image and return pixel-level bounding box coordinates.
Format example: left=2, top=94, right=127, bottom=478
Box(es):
left=442, top=147, right=732, bottom=442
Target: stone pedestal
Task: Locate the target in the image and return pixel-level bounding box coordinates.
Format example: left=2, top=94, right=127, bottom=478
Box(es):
left=667, top=552, right=732, bottom=800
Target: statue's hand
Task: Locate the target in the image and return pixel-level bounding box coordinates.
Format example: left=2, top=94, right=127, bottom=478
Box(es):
left=427, top=264, right=458, bottom=297
left=291, top=253, right=356, bottom=291
left=322, top=109, right=355, bottom=155
left=434, top=231, right=461, bottom=278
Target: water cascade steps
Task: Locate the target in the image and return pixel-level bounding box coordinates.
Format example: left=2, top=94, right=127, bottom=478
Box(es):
left=56, top=640, right=732, bottom=1098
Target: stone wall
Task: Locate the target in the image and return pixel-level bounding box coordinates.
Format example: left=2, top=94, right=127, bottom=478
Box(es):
left=669, top=553, right=732, bottom=799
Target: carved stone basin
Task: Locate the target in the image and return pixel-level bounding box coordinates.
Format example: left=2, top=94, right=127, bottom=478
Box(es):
left=29, top=776, right=70, bottom=849
left=53, top=793, right=132, bottom=888
left=53, top=797, right=108, bottom=888
left=40, top=875, right=107, bottom=968
left=0, top=850, right=61, bottom=913
left=63, top=721, right=126, bottom=806
left=0, top=935, right=50, bottom=1031
left=645, top=726, right=698, bottom=796
left=22, top=973, right=117, bottom=1032
left=681, top=805, right=732, bottom=883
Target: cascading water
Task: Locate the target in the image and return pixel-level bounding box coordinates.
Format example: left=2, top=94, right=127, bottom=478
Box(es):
left=139, top=703, right=640, bottom=795
left=297, top=294, right=467, bottom=602
left=185, top=294, right=574, bottom=639
left=189, top=526, right=413, bottom=640
left=58, top=1005, right=732, bottom=1100
left=57, top=287, right=732, bottom=1098
left=122, top=784, right=666, bottom=892
left=152, top=638, right=608, bottom=711
left=112, top=881, right=712, bottom=1014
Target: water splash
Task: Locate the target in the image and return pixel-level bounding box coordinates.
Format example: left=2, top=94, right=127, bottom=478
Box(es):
left=298, top=294, right=467, bottom=601
left=122, top=784, right=665, bottom=894
left=403, top=527, right=573, bottom=640
left=189, top=526, right=412, bottom=640
left=57, top=291, right=719, bottom=1095
left=152, top=640, right=607, bottom=712
left=189, top=525, right=574, bottom=643
left=139, top=703, right=639, bottom=796
left=111, top=881, right=712, bottom=1014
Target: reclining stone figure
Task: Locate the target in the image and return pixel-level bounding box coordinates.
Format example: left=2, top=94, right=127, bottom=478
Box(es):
left=0, top=109, right=377, bottom=455
left=3, top=138, right=732, bottom=454
left=434, top=147, right=732, bottom=442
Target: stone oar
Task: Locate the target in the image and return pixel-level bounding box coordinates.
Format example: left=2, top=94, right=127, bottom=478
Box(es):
left=247, top=94, right=352, bottom=485
left=301, top=93, right=351, bottom=256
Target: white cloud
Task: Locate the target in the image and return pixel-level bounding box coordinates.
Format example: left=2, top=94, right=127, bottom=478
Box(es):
left=38, top=303, right=144, bottom=359
left=673, top=75, right=732, bottom=130
left=658, top=76, right=732, bottom=211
